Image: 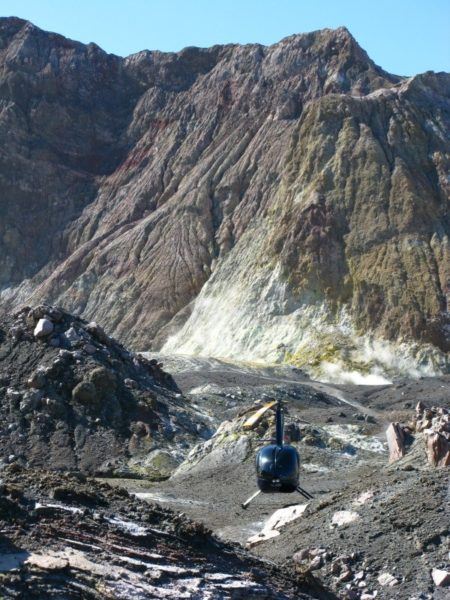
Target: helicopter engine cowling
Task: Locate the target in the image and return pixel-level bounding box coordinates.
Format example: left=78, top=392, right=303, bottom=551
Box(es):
left=256, top=444, right=300, bottom=493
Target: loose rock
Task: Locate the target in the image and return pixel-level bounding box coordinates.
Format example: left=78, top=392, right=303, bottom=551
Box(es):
left=34, top=319, right=54, bottom=338
left=432, top=568, right=450, bottom=587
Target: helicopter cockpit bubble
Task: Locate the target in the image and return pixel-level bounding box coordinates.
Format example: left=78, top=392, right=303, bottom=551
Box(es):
left=256, top=444, right=300, bottom=493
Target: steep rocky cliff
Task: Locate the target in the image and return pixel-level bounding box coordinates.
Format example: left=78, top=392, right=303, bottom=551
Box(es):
left=0, top=17, right=448, bottom=377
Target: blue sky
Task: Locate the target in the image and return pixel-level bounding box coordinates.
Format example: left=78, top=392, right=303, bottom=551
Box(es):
left=1, top=0, right=449, bottom=76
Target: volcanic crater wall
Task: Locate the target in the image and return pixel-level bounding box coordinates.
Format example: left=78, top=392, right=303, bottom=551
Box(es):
left=0, top=17, right=449, bottom=373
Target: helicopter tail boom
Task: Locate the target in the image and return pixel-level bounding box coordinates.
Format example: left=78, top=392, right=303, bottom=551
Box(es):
left=275, top=399, right=284, bottom=447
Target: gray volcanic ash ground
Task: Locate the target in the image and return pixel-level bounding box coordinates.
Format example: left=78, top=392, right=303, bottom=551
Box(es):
left=106, top=355, right=450, bottom=599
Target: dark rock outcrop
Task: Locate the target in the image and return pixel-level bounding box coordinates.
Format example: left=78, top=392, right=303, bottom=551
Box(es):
left=0, top=304, right=208, bottom=475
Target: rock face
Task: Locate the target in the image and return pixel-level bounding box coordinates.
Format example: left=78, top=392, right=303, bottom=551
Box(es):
left=0, top=17, right=449, bottom=376
left=0, top=304, right=213, bottom=476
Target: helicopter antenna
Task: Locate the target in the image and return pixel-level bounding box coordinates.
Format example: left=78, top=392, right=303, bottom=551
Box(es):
left=275, top=399, right=284, bottom=447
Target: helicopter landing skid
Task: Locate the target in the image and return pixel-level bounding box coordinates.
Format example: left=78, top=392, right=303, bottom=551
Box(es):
left=241, top=489, right=261, bottom=509
left=241, top=486, right=313, bottom=509
left=296, top=486, right=314, bottom=500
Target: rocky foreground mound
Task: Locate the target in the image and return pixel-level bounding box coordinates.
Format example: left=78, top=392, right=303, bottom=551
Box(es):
left=0, top=305, right=211, bottom=476
left=0, top=17, right=448, bottom=374
left=0, top=466, right=327, bottom=599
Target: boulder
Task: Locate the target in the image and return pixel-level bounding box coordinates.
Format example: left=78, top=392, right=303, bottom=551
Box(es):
left=432, top=568, right=450, bottom=587
left=247, top=503, right=308, bottom=548
left=414, top=405, right=450, bottom=466
left=386, top=422, right=405, bottom=462
left=63, top=327, right=81, bottom=346
left=426, top=433, right=450, bottom=467
left=27, top=370, right=46, bottom=389
left=88, top=367, right=117, bottom=395
left=34, top=319, right=54, bottom=338
left=128, top=422, right=153, bottom=455
left=72, top=381, right=97, bottom=405
left=85, top=322, right=109, bottom=345
left=309, top=555, right=323, bottom=571
left=23, top=390, right=44, bottom=409
left=19, top=398, right=35, bottom=414
left=174, top=433, right=250, bottom=476
left=330, top=560, right=342, bottom=575
left=6, top=388, right=22, bottom=409
left=338, top=568, right=352, bottom=582
left=331, top=511, right=360, bottom=527
left=9, top=326, right=23, bottom=341
left=293, top=549, right=310, bottom=563
left=378, top=572, right=399, bottom=586
left=140, top=450, right=180, bottom=480
left=31, top=306, right=50, bottom=320
left=47, top=307, right=64, bottom=322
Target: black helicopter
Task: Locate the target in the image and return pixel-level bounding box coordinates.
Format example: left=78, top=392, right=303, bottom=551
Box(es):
left=242, top=399, right=313, bottom=509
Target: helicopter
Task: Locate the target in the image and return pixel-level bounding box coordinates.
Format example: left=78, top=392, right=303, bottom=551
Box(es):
left=242, top=398, right=313, bottom=509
